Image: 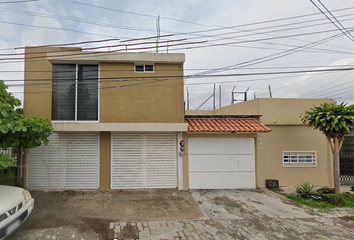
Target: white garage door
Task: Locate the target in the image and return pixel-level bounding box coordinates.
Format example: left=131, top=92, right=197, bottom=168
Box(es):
left=27, top=133, right=100, bottom=190
left=111, top=134, right=177, bottom=189
left=189, top=137, right=255, bottom=189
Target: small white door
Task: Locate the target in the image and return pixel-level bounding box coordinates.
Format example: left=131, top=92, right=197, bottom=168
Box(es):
left=64, top=134, right=100, bottom=189
left=111, top=134, right=144, bottom=189
left=188, top=137, right=255, bottom=189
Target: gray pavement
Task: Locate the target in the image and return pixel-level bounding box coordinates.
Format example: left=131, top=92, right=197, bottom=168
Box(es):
left=7, top=189, right=354, bottom=240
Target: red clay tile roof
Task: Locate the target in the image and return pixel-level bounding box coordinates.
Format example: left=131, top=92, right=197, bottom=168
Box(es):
left=185, top=118, right=271, bottom=133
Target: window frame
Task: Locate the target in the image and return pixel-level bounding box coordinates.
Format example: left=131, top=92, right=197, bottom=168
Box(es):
left=282, top=151, right=317, bottom=168
left=51, top=63, right=100, bottom=123
left=134, top=64, right=155, bottom=73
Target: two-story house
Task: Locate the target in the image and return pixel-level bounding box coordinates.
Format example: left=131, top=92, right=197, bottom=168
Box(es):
left=23, top=46, right=187, bottom=190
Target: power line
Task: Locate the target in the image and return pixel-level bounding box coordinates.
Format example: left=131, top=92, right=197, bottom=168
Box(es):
left=73, top=1, right=213, bottom=28
left=309, top=0, right=354, bottom=42
left=183, top=28, right=353, bottom=78
left=0, top=25, right=352, bottom=62
left=0, top=0, right=39, bottom=3
left=310, top=81, right=354, bottom=97
left=0, top=19, right=117, bottom=38
left=3, top=66, right=354, bottom=84
left=317, top=0, right=354, bottom=41
left=3, top=4, right=354, bottom=56
left=300, top=70, right=354, bottom=97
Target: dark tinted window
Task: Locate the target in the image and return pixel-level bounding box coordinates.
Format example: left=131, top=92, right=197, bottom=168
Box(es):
left=52, top=64, right=98, bottom=121
left=145, top=65, right=154, bottom=72
left=77, top=65, right=98, bottom=121
left=135, top=65, right=144, bottom=72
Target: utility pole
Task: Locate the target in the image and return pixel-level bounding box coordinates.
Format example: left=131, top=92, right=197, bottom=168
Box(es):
left=156, top=15, right=160, bottom=53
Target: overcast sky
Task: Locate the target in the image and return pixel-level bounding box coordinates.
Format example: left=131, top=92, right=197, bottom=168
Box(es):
left=1, top=0, right=354, bottom=110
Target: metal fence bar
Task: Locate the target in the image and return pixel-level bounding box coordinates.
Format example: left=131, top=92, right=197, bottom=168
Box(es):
left=340, top=138, right=354, bottom=185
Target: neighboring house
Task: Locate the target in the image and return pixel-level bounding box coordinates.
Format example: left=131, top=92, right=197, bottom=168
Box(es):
left=23, top=46, right=187, bottom=190
left=183, top=98, right=334, bottom=189
left=22, top=46, right=334, bottom=191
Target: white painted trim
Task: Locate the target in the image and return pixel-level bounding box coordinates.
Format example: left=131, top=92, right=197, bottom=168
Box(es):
left=177, top=132, right=183, bottom=190
left=282, top=151, right=317, bottom=168
left=53, top=122, right=188, bottom=132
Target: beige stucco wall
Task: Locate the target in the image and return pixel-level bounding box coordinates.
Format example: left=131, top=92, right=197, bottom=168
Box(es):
left=100, top=62, right=184, bottom=123
left=256, top=125, right=333, bottom=187
left=257, top=98, right=333, bottom=125
left=100, top=132, right=110, bottom=190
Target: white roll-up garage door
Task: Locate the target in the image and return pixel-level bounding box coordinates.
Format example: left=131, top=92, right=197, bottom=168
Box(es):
left=27, top=133, right=64, bottom=189
left=189, top=137, right=255, bottom=189
left=27, top=133, right=100, bottom=190
left=111, top=134, right=177, bottom=189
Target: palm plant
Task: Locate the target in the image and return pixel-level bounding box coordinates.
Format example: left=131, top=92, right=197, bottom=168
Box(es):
left=301, top=102, right=354, bottom=192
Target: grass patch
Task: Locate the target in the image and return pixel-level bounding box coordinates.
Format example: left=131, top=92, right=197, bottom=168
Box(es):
left=286, top=193, right=354, bottom=210
left=286, top=194, right=335, bottom=210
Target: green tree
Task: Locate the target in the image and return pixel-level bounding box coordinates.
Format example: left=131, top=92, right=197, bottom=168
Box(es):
left=301, top=102, right=354, bottom=192
left=0, top=80, right=54, bottom=168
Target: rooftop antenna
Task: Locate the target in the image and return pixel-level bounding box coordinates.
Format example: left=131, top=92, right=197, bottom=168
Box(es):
left=268, top=85, right=273, bottom=98
left=156, top=15, right=160, bottom=53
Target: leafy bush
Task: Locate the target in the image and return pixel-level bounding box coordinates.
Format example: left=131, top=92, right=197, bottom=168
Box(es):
left=296, top=182, right=320, bottom=200
left=351, top=185, right=354, bottom=192
left=322, top=193, right=345, bottom=207
left=318, top=187, right=336, bottom=194
left=0, top=168, right=16, bottom=185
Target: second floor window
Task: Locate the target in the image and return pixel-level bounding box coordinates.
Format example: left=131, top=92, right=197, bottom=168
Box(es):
left=52, top=64, right=98, bottom=121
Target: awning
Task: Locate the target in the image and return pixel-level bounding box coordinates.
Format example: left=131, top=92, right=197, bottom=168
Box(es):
left=185, top=117, right=271, bottom=133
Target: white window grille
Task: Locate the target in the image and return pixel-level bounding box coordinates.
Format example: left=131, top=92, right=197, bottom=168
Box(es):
left=282, top=151, right=317, bottom=167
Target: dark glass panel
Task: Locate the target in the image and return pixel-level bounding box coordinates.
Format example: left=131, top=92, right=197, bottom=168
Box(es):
left=145, top=65, right=154, bottom=72
left=77, top=65, right=98, bottom=121
left=52, top=64, right=76, bottom=120
left=135, top=65, right=144, bottom=72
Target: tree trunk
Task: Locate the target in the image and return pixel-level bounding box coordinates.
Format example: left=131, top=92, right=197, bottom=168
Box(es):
left=333, top=137, right=341, bottom=193
left=333, top=152, right=341, bottom=192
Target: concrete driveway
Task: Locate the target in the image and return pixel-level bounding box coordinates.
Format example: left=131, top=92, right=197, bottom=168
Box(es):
left=8, top=189, right=354, bottom=240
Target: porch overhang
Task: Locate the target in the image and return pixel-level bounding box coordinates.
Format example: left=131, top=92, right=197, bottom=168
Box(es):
left=52, top=122, right=188, bottom=132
